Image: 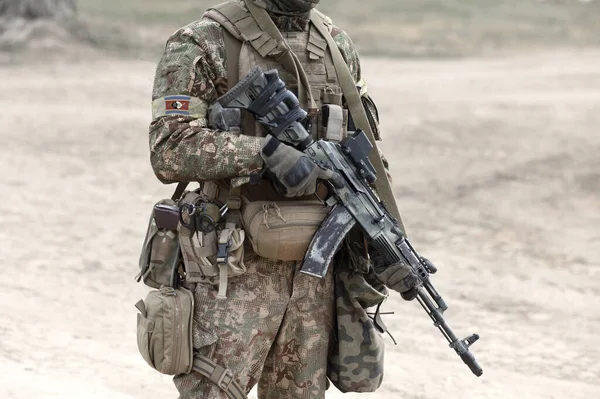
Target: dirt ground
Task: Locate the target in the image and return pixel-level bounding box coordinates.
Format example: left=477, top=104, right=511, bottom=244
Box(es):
left=0, top=49, right=599, bottom=398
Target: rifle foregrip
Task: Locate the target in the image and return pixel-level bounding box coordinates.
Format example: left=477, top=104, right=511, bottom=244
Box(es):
left=460, top=351, right=483, bottom=377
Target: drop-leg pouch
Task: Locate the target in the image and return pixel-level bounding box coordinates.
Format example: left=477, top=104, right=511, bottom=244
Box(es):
left=135, top=286, right=194, bottom=375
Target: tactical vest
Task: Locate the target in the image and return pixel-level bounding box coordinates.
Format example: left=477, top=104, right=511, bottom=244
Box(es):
left=204, top=1, right=348, bottom=144
left=203, top=0, right=406, bottom=230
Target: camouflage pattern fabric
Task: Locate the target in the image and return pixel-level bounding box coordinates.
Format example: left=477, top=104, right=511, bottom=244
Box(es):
left=149, top=8, right=371, bottom=184
left=327, top=269, right=387, bottom=392
left=268, top=13, right=310, bottom=32
left=148, top=4, right=388, bottom=397
left=174, top=245, right=335, bottom=399
left=254, top=0, right=320, bottom=15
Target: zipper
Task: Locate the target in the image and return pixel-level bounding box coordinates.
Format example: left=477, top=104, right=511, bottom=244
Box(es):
left=248, top=202, right=324, bottom=230
left=172, top=291, right=182, bottom=374
left=263, top=221, right=321, bottom=230
left=161, top=286, right=182, bottom=375
left=247, top=202, right=322, bottom=222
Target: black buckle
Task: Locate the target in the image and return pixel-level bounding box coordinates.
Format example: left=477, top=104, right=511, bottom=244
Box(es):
left=217, top=242, right=229, bottom=265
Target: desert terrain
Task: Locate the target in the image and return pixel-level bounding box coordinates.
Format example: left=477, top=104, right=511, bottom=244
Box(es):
left=1, top=2, right=599, bottom=398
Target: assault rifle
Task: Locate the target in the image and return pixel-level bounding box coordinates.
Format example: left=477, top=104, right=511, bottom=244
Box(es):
left=219, top=67, right=483, bottom=377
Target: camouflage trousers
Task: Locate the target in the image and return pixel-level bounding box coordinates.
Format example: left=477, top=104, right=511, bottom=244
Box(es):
left=174, top=246, right=335, bottom=399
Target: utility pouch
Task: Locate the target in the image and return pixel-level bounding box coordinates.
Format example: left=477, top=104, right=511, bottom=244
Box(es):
left=135, top=286, right=194, bottom=375
left=321, top=104, right=347, bottom=143
left=178, top=191, right=246, bottom=288
left=137, top=199, right=181, bottom=288
left=241, top=200, right=330, bottom=261
left=328, top=244, right=389, bottom=393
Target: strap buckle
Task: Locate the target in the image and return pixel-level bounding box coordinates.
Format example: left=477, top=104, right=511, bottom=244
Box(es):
left=217, top=243, right=229, bottom=264
left=217, top=367, right=234, bottom=391
left=217, top=228, right=233, bottom=264
left=217, top=242, right=229, bottom=265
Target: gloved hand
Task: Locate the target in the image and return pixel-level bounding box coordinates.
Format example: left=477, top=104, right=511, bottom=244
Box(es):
left=261, top=135, right=333, bottom=197
left=374, top=262, right=420, bottom=301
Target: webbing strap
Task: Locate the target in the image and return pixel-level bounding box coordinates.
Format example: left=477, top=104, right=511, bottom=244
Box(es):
left=223, top=29, right=242, bottom=88
left=309, top=12, right=406, bottom=234
left=243, top=0, right=316, bottom=110
left=171, top=182, right=189, bottom=201
left=192, top=354, right=248, bottom=399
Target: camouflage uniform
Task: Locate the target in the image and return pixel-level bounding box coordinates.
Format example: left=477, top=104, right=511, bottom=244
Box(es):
left=149, top=2, right=381, bottom=398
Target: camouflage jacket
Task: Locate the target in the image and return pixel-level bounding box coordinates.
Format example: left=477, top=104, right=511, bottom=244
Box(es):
left=149, top=9, right=379, bottom=184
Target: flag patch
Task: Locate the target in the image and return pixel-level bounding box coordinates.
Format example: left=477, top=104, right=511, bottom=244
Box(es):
left=165, top=95, right=191, bottom=115
left=152, top=95, right=209, bottom=122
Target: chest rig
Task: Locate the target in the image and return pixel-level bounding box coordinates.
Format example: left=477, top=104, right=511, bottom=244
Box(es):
left=204, top=1, right=348, bottom=143
left=204, top=0, right=406, bottom=229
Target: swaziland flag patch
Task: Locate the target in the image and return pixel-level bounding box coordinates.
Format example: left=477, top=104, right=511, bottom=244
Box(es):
left=152, top=95, right=209, bottom=121
left=165, top=95, right=191, bottom=115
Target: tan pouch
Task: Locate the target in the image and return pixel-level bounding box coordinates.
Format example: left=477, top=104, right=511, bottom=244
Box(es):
left=178, top=191, right=246, bottom=284
left=137, top=199, right=181, bottom=289
left=135, top=286, right=194, bottom=375
left=241, top=200, right=330, bottom=261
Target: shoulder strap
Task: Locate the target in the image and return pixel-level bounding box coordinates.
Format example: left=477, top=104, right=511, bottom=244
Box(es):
left=204, top=1, right=279, bottom=58
left=206, top=1, right=315, bottom=110
left=309, top=13, right=406, bottom=233
left=223, top=29, right=242, bottom=87
left=243, top=0, right=315, bottom=109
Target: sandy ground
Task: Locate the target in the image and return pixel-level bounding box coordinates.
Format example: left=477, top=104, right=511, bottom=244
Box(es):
left=0, top=49, right=599, bottom=398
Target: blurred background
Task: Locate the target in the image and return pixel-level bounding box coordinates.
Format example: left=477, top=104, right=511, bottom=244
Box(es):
left=0, top=1, right=599, bottom=398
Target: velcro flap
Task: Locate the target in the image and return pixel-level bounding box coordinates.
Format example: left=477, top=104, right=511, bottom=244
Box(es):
left=307, top=43, right=326, bottom=59
left=135, top=299, right=147, bottom=317
left=237, top=16, right=262, bottom=41
left=255, top=35, right=279, bottom=57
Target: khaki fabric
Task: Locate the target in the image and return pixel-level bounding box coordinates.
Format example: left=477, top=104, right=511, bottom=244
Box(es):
left=136, top=286, right=195, bottom=375
left=138, top=199, right=180, bottom=289
left=241, top=200, right=330, bottom=261
left=178, top=191, right=247, bottom=285
left=204, top=1, right=342, bottom=142
left=174, top=246, right=335, bottom=399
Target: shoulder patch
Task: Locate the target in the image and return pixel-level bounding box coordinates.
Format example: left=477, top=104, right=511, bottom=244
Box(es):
left=152, top=95, right=209, bottom=122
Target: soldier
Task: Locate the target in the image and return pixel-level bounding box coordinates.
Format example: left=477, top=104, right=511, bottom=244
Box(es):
left=149, top=1, right=418, bottom=398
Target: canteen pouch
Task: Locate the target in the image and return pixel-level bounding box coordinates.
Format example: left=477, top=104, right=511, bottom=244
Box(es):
left=328, top=243, right=388, bottom=393
left=241, top=201, right=329, bottom=261
left=178, top=191, right=246, bottom=284
left=137, top=199, right=181, bottom=288
left=135, top=286, right=194, bottom=375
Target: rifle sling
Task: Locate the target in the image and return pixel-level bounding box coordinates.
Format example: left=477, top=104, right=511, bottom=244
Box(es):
left=309, top=12, right=406, bottom=234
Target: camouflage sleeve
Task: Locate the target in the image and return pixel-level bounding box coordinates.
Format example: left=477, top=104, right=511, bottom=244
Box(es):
left=149, top=19, right=264, bottom=184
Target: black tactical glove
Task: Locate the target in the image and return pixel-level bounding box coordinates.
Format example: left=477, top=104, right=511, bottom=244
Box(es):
left=261, top=135, right=333, bottom=197
left=374, top=262, right=420, bottom=301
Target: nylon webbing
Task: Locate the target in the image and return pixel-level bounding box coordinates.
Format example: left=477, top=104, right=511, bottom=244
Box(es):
left=309, top=12, right=406, bottom=234
left=192, top=354, right=248, bottom=399
left=244, top=0, right=316, bottom=110
left=223, top=30, right=242, bottom=88
left=172, top=182, right=189, bottom=201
